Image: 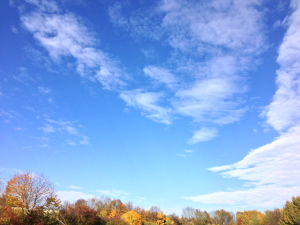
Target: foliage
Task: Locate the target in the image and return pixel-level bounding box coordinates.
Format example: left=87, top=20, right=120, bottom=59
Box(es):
left=3, top=171, right=300, bottom=225
left=143, top=221, right=158, bottom=225
left=121, top=210, right=143, bottom=225
left=279, top=196, right=300, bottom=225
left=261, top=208, right=281, bottom=225
left=195, top=210, right=213, bottom=225
left=211, top=209, right=235, bottom=225
left=168, top=214, right=182, bottom=225
left=0, top=206, right=59, bottom=225
left=157, top=212, right=167, bottom=225
left=236, top=210, right=264, bottom=225
left=3, top=172, right=60, bottom=211
left=60, top=204, right=106, bottom=225
left=106, top=216, right=130, bottom=225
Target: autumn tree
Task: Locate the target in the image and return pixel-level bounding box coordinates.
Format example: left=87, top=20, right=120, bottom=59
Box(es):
left=262, top=208, right=281, bottom=225
left=157, top=212, right=167, bottom=225
left=75, top=198, right=88, bottom=206
left=195, top=210, right=213, bottom=225
left=211, top=209, right=235, bottom=225
left=236, top=210, right=264, bottom=225
left=125, top=201, right=134, bottom=211
left=279, top=196, right=300, bottom=225
left=121, top=210, right=142, bottom=225
left=166, top=216, right=175, bottom=225
left=3, top=172, right=60, bottom=210
left=169, top=213, right=183, bottom=225
left=60, top=203, right=106, bottom=225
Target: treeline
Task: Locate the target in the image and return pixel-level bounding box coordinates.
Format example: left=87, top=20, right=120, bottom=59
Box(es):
left=0, top=172, right=299, bottom=225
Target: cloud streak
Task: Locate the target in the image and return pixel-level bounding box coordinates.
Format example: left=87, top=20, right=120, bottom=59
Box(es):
left=39, top=118, right=90, bottom=145
left=96, top=189, right=128, bottom=197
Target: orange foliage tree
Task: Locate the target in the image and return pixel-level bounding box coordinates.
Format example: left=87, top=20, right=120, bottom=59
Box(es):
left=3, top=172, right=60, bottom=210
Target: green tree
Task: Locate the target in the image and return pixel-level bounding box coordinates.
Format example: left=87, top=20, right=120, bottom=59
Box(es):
left=279, top=196, right=300, bottom=225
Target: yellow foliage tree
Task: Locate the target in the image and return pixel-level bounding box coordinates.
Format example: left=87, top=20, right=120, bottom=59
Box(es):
left=157, top=212, right=167, bottom=225
left=122, top=210, right=142, bottom=225
left=110, top=209, right=117, bottom=218
left=236, top=210, right=264, bottom=225
left=166, top=216, right=174, bottom=225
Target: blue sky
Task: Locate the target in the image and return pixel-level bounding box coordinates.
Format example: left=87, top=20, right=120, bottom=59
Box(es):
left=1, top=0, right=300, bottom=215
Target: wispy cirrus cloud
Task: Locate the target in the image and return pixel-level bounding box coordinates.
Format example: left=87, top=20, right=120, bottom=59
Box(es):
left=120, top=89, right=172, bottom=124
left=38, top=118, right=90, bottom=145
left=185, top=1, right=300, bottom=208
left=20, top=0, right=125, bottom=90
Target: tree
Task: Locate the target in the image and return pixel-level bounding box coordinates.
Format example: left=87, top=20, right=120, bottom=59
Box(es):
left=182, top=206, right=196, bottom=221
left=75, top=198, right=88, bottom=206
left=3, top=172, right=60, bottom=210
left=236, top=210, right=264, bottom=225
left=211, top=209, right=235, bottom=225
left=157, top=212, right=167, bottom=225
left=262, top=208, right=281, bottom=225
left=0, top=175, right=4, bottom=207
left=121, top=210, right=142, bottom=225
left=60, top=204, right=106, bottom=225
left=279, top=196, right=300, bottom=225
left=195, top=210, right=212, bottom=225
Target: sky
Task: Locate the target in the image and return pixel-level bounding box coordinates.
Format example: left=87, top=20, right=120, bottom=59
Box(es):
left=1, top=0, right=300, bottom=215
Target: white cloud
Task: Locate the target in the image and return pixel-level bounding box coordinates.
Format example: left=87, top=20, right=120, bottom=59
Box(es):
left=173, top=70, right=246, bottom=125
left=186, top=2, right=300, bottom=207
left=159, top=0, right=265, bottom=54
left=20, top=3, right=124, bottom=90
left=24, top=0, right=60, bottom=13
left=47, top=97, right=54, bottom=103
left=79, top=136, right=89, bottom=145
left=39, top=124, right=55, bottom=133
left=186, top=125, right=300, bottom=207
left=96, top=189, right=128, bottom=197
left=185, top=150, right=193, bottom=153
left=38, top=86, right=52, bottom=94
left=263, top=0, right=300, bottom=131
left=113, top=0, right=265, bottom=143
left=144, top=66, right=177, bottom=89
left=57, top=191, right=95, bottom=203
left=178, top=154, right=186, bottom=157
left=66, top=140, right=77, bottom=146
left=11, top=26, right=19, bottom=34
left=184, top=185, right=300, bottom=208
left=39, top=118, right=90, bottom=145
left=188, top=127, right=218, bottom=144
left=69, top=185, right=83, bottom=190
left=120, top=89, right=172, bottom=124
left=38, top=144, right=48, bottom=148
